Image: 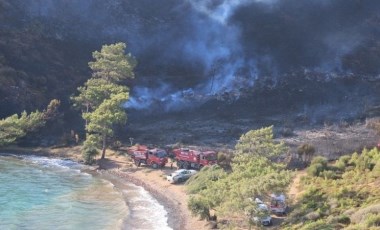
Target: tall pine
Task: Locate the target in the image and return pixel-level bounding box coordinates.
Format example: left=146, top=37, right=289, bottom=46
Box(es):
left=72, top=42, right=136, bottom=163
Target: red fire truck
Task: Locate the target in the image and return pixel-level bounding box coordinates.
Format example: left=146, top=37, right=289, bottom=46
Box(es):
left=127, top=145, right=168, bottom=169
left=172, top=148, right=217, bottom=170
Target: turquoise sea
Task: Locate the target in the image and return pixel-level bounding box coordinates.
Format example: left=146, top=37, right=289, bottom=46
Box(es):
left=0, top=155, right=171, bottom=230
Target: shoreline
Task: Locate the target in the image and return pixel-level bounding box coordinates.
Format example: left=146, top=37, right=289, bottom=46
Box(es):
left=101, top=169, right=184, bottom=230
left=0, top=146, right=209, bottom=230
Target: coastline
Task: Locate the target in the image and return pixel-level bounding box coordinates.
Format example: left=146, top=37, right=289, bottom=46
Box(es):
left=0, top=146, right=209, bottom=230
left=101, top=169, right=184, bottom=230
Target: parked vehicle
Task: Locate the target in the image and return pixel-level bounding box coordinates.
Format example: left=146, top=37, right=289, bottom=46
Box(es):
left=172, top=148, right=217, bottom=170
left=166, top=169, right=197, bottom=184
left=127, top=145, right=149, bottom=156
left=129, top=146, right=168, bottom=169
left=252, top=198, right=272, bottom=226
left=270, top=194, right=287, bottom=215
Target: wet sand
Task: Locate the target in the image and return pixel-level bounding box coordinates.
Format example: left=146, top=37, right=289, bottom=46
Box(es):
left=97, top=157, right=209, bottom=230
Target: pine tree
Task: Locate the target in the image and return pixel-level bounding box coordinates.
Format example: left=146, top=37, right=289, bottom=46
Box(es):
left=0, top=100, right=60, bottom=146
left=73, top=42, right=136, bottom=161
left=186, top=126, right=292, bottom=228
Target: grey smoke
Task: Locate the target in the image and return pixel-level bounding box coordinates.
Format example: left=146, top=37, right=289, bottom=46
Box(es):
left=13, top=0, right=380, bottom=111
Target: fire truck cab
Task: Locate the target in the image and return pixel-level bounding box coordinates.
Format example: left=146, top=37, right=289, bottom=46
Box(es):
left=173, top=148, right=217, bottom=170
left=128, top=145, right=168, bottom=169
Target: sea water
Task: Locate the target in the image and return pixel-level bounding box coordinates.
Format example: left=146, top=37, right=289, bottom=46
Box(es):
left=0, top=155, right=171, bottom=230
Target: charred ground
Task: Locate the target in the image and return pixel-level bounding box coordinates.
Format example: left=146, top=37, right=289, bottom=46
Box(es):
left=125, top=72, right=380, bottom=159
left=1, top=0, right=380, bottom=157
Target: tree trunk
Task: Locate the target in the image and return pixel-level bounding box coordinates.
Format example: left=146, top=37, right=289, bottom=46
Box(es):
left=101, top=134, right=106, bottom=159
left=85, top=103, right=89, bottom=126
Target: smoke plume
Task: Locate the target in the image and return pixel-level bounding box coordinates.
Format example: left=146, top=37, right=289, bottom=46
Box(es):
left=15, top=0, right=380, bottom=111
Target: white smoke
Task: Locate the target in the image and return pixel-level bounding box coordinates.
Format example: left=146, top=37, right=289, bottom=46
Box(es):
left=186, top=0, right=277, bottom=24
left=126, top=0, right=261, bottom=111
left=125, top=58, right=258, bottom=111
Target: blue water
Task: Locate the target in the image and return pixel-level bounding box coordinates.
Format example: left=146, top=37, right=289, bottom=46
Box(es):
left=0, top=155, right=171, bottom=230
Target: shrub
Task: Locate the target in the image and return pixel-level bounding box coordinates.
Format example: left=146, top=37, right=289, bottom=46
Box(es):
left=364, top=213, right=380, bottom=227
left=311, top=156, right=328, bottom=167
left=188, top=196, right=211, bottom=220
left=81, top=134, right=100, bottom=164
left=217, top=152, right=226, bottom=162
left=186, top=165, right=227, bottom=194
left=82, top=145, right=98, bottom=164
left=306, top=211, right=321, bottom=221
left=297, top=143, right=316, bottom=162
left=320, top=170, right=337, bottom=180
left=307, top=163, right=326, bottom=177
left=300, top=219, right=334, bottom=230
left=351, top=203, right=380, bottom=224
left=372, top=162, right=380, bottom=177
left=307, top=156, right=329, bottom=177
left=336, top=214, right=351, bottom=225
left=335, top=155, right=352, bottom=170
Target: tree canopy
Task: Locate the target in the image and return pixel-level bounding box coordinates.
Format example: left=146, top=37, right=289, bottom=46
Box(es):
left=89, top=42, right=136, bottom=82
left=73, top=42, right=136, bottom=163
left=0, top=99, right=60, bottom=147
left=186, top=126, right=292, bottom=228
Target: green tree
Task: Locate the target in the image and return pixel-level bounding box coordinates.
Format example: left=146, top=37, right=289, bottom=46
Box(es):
left=234, top=126, right=287, bottom=158
left=0, top=99, right=60, bottom=146
left=84, top=92, right=129, bottom=159
left=89, top=42, right=136, bottom=82
left=73, top=42, right=136, bottom=161
left=187, top=126, right=292, bottom=228
left=82, top=133, right=100, bottom=164
left=72, top=79, right=129, bottom=124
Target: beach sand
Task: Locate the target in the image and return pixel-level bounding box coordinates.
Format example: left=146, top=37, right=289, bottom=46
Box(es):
left=0, top=146, right=210, bottom=230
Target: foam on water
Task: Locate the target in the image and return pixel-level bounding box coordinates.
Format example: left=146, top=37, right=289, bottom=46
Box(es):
left=0, top=155, right=172, bottom=230
left=22, top=155, right=82, bottom=169
left=122, top=184, right=172, bottom=230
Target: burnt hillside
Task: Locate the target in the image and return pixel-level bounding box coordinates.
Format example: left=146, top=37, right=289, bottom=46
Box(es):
left=0, top=0, right=380, bottom=146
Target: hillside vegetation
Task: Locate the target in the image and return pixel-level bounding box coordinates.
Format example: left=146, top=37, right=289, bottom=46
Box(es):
left=185, top=127, right=380, bottom=229
left=283, top=148, right=380, bottom=230
left=186, top=126, right=292, bottom=229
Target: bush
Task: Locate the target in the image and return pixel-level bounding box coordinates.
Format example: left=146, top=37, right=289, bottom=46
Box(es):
left=217, top=152, right=226, bottom=162
left=188, top=196, right=210, bottom=220
left=307, top=156, right=330, bottom=177
left=335, top=155, right=352, bottom=170
left=186, top=165, right=227, bottom=194
left=320, top=170, right=337, bottom=180
left=307, top=163, right=324, bottom=177
left=81, top=134, right=100, bottom=164
left=355, top=155, right=374, bottom=172
left=336, top=214, right=351, bottom=225
left=299, top=219, right=334, bottom=230
left=306, top=211, right=321, bottom=221
left=311, top=156, right=328, bottom=167
left=217, top=152, right=233, bottom=169
left=372, top=163, right=380, bottom=177
left=364, top=213, right=380, bottom=227
left=351, top=203, right=380, bottom=224
left=297, top=143, right=316, bottom=162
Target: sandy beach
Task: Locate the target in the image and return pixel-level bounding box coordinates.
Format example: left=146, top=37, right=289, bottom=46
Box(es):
left=97, top=157, right=210, bottom=230
left=0, top=146, right=210, bottom=230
